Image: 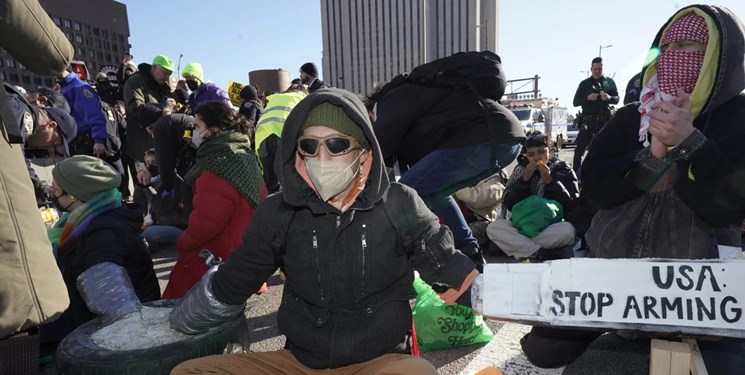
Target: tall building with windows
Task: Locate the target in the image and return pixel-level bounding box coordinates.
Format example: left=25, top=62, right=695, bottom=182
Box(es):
left=0, top=0, right=130, bottom=90
left=320, top=0, right=499, bottom=93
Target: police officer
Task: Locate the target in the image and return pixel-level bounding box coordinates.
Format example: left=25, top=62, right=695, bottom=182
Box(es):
left=572, top=57, right=619, bottom=174
left=0, top=0, right=72, bottom=371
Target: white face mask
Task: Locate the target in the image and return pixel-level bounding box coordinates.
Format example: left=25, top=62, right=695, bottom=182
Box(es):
left=305, top=151, right=364, bottom=202
left=191, top=129, right=209, bottom=148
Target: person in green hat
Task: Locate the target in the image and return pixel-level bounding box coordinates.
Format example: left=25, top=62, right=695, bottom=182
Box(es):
left=182, top=62, right=231, bottom=112
left=122, top=54, right=175, bottom=163
left=44, top=155, right=160, bottom=345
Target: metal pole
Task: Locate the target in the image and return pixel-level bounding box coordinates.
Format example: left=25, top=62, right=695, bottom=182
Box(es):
left=177, top=54, right=183, bottom=78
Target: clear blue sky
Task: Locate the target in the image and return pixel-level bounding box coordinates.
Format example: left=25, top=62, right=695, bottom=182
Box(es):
left=121, top=0, right=745, bottom=115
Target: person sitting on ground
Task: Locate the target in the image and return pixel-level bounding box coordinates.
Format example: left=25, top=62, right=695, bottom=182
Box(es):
left=486, top=131, right=579, bottom=261
left=137, top=149, right=185, bottom=253
left=520, top=6, right=745, bottom=372
left=169, top=88, right=477, bottom=374
left=41, top=155, right=160, bottom=347
left=182, top=62, right=232, bottom=111
left=162, top=101, right=266, bottom=299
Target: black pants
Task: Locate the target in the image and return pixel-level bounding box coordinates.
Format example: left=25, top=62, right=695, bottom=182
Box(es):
left=572, top=129, right=597, bottom=176
left=120, top=152, right=138, bottom=198
left=521, top=325, right=745, bottom=374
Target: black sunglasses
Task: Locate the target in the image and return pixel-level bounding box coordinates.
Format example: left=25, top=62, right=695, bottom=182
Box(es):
left=297, top=134, right=361, bottom=157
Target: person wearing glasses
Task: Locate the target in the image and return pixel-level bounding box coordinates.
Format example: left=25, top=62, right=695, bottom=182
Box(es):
left=169, top=88, right=478, bottom=374
left=162, top=101, right=266, bottom=299
left=486, top=131, right=579, bottom=261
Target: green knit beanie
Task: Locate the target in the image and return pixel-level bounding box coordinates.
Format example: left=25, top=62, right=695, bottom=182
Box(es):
left=302, top=102, right=370, bottom=149
left=52, top=155, right=121, bottom=201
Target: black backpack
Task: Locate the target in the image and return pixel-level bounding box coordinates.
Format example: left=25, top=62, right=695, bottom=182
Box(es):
left=371, top=51, right=506, bottom=102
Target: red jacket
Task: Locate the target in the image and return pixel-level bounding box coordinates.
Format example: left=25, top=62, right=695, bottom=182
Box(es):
left=163, top=170, right=264, bottom=298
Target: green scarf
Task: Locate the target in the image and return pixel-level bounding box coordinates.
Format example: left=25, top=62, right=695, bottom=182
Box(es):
left=185, top=130, right=263, bottom=206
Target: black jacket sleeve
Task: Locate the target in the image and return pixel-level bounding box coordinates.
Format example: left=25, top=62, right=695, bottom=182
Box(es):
left=543, top=162, right=580, bottom=213
left=503, top=176, right=532, bottom=211
left=573, top=79, right=590, bottom=108
left=212, top=197, right=282, bottom=305
left=606, top=78, right=620, bottom=105
left=153, top=116, right=183, bottom=192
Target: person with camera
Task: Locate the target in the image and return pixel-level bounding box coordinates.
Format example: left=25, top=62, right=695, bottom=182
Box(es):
left=572, top=57, right=618, bottom=175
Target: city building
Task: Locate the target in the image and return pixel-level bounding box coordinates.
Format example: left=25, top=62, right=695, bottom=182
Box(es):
left=320, top=0, right=499, bottom=93
left=0, top=0, right=130, bottom=89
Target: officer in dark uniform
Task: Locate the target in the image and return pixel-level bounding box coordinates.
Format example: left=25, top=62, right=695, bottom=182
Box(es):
left=572, top=57, right=619, bottom=175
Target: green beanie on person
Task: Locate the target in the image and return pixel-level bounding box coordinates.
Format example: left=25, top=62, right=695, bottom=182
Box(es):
left=52, top=155, right=121, bottom=201
left=302, top=102, right=370, bottom=149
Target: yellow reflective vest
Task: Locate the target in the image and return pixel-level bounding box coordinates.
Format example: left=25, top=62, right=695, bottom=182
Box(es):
left=254, top=91, right=306, bottom=169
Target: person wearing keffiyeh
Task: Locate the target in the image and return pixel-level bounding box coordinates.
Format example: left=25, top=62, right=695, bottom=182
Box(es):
left=521, top=5, right=745, bottom=371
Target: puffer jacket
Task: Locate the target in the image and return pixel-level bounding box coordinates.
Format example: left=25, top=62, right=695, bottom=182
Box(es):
left=122, top=63, right=173, bottom=161
left=211, top=88, right=476, bottom=369
left=582, top=4, right=745, bottom=259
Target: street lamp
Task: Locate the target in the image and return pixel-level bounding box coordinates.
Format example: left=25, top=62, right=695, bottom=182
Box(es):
left=599, top=44, right=613, bottom=57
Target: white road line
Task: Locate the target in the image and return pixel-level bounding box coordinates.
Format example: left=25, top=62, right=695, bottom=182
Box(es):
left=459, top=323, right=564, bottom=375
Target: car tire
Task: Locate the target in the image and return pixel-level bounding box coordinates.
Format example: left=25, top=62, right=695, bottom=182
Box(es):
left=55, top=299, right=250, bottom=375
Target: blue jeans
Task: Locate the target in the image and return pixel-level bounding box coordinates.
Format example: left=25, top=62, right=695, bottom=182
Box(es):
left=142, top=225, right=183, bottom=251
left=398, top=142, right=522, bottom=249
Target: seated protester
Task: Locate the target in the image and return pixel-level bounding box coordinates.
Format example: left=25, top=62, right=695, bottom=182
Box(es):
left=169, top=88, right=478, bottom=374
left=486, top=132, right=579, bottom=260
left=138, top=149, right=184, bottom=253
left=521, top=6, right=745, bottom=372
left=162, top=102, right=266, bottom=299
left=42, top=155, right=160, bottom=345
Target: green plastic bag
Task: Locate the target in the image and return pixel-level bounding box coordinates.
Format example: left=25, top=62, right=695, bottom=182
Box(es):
left=412, top=278, right=493, bottom=352
left=511, top=195, right=564, bottom=238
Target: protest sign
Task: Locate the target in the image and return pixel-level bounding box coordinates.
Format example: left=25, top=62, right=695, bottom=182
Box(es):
left=226, top=80, right=244, bottom=107
left=482, top=258, right=745, bottom=338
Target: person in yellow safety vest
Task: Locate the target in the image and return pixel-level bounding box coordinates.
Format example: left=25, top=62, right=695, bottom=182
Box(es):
left=254, top=84, right=307, bottom=193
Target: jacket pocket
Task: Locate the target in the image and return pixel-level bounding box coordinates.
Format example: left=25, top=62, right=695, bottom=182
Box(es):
left=277, top=289, right=331, bottom=350
left=359, top=297, right=412, bottom=359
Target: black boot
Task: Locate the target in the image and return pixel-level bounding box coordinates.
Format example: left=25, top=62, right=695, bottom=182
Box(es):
left=460, top=244, right=486, bottom=273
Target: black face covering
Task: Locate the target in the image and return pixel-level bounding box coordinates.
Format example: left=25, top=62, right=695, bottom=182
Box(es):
left=186, top=80, right=200, bottom=91
left=147, top=164, right=159, bottom=177
left=51, top=193, right=74, bottom=212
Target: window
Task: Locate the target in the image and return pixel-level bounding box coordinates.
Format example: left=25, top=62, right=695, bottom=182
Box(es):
left=65, top=32, right=72, bottom=41
left=0, top=72, right=5, bottom=80
left=96, top=40, right=102, bottom=48
left=45, top=78, right=54, bottom=87
left=104, top=41, right=110, bottom=50
left=106, top=53, right=112, bottom=62
left=21, top=75, right=30, bottom=84
left=63, top=19, right=71, bottom=28
left=118, top=34, right=124, bottom=43
left=34, top=77, right=42, bottom=86
left=74, top=34, right=83, bottom=43
left=53, top=17, right=61, bottom=26
left=5, top=59, right=15, bottom=68
left=97, top=51, right=103, bottom=59
left=88, top=50, right=94, bottom=58
left=73, top=22, right=81, bottom=31
left=86, top=24, right=92, bottom=33
left=9, top=73, right=19, bottom=82
left=86, top=37, right=92, bottom=46
left=76, top=46, right=84, bottom=55
left=18, top=63, right=26, bottom=70
left=93, top=28, right=100, bottom=36
left=102, top=30, right=109, bottom=39
left=113, top=44, right=119, bottom=52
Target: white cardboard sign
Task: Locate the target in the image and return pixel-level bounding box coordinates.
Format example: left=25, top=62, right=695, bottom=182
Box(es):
left=482, top=259, right=745, bottom=338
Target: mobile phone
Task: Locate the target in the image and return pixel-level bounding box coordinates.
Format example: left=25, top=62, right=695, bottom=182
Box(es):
left=135, top=161, right=146, bottom=172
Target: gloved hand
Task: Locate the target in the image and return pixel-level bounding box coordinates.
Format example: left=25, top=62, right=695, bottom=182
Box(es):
left=77, top=262, right=143, bottom=326
left=169, top=266, right=245, bottom=335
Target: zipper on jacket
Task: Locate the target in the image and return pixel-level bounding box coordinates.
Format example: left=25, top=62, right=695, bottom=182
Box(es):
left=422, top=238, right=441, bottom=268
left=312, top=230, right=325, bottom=301
left=361, top=224, right=367, bottom=297
left=336, top=215, right=341, bottom=229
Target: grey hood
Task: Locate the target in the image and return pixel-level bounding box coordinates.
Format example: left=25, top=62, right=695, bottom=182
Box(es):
left=276, top=88, right=389, bottom=209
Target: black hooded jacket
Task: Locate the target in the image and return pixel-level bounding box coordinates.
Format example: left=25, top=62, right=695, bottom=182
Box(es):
left=59, top=204, right=160, bottom=336
left=582, top=5, right=745, bottom=258
left=212, top=88, right=475, bottom=369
